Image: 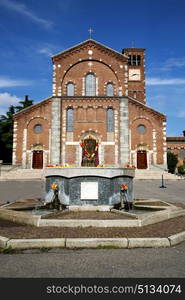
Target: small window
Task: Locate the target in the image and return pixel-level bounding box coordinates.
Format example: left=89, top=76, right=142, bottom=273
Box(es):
left=34, top=124, right=43, bottom=134
left=67, top=83, right=74, bottom=96
left=107, top=108, right=114, bottom=132
left=137, top=124, right=146, bottom=134
left=128, top=55, right=132, bottom=66
left=106, top=83, right=114, bottom=96
left=128, top=55, right=141, bottom=66
left=85, top=73, right=96, bottom=96
left=66, top=108, right=74, bottom=132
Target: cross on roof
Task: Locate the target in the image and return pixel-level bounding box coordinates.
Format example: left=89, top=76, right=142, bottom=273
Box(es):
left=88, top=28, right=93, bottom=39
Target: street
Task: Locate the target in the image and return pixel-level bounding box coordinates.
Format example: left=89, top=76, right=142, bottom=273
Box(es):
left=0, top=179, right=184, bottom=204
left=0, top=243, right=185, bottom=278
left=0, top=179, right=185, bottom=279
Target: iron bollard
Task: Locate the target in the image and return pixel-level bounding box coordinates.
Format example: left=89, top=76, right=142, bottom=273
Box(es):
left=160, top=174, right=166, bottom=188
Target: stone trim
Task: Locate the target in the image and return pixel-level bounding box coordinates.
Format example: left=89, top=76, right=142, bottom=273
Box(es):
left=12, top=121, right=18, bottom=165
left=22, top=128, right=27, bottom=168
left=119, top=98, right=129, bottom=166
left=51, top=98, right=61, bottom=164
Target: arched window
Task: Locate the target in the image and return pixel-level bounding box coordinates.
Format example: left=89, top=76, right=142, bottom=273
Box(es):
left=66, top=108, right=74, bottom=132
left=107, top=108, right=114, bottom=132
left=85, top=73, right=95, bottom=96
left=67, top=82, right=74, bottom=96
left=106, top=83, right=114, bottom=96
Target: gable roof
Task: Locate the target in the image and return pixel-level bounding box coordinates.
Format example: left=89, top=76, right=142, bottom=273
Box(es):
left=128, top=96, right=166, bottom=119
left=13, top=96, right=52, bottom=118
left=52, top=39, right=128, bottom=60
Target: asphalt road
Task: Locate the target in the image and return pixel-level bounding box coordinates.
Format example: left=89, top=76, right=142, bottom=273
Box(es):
left=0, top=179, right=184, bottom=204
left=0, top=180, right=45, bottom=204
left=0, top=243, right=185, bottom=278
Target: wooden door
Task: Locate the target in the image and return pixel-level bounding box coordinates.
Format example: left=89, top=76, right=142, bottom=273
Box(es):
left=32, top=151, right=43, bottom=169
left=137, top=151, right=147, bottom=169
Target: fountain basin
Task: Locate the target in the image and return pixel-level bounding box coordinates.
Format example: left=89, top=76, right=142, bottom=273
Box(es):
left=1, top=202, right=185, bottom=227
left=44, top=167, right=135, bottom=206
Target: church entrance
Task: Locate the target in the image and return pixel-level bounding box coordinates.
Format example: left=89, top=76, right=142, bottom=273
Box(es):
left=81, top=138, right=99, bottom=167
left=137, top=150, right=147, bottom=169
left=32, top=150, right=43, bottom=169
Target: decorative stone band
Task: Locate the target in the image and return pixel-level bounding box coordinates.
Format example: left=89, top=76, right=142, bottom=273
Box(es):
left=12, top=121, right=18, bottom=165
left=119, top=97, right=129, bottom=166
left=51, top=98, right=61, bottom=164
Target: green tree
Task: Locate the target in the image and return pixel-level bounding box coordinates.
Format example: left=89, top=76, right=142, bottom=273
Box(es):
left=0, top=105, right=15, bottom=163
left=0, top=96, right=33, bottom=163
left=167, top=151, right=178, bottom=174
left=15, top=95, right=33, bottom=112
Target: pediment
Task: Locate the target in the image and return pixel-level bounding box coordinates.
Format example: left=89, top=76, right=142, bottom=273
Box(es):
left=52, top=39, right=127, bottom=62
left=128, top=96, right=166, bottom=120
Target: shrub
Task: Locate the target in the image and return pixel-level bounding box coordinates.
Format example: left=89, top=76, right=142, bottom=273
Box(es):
left=167, top=152, right=178, bottom=174
left=178, top=165, right=185, bottom=175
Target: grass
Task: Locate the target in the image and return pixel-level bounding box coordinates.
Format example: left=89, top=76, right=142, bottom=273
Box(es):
left=39, top=246, right=50, bottom=252
left=1, top=246, right=15, bottom=254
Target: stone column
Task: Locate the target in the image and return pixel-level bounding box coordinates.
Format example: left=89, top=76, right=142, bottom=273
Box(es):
left=163, top=121, right=167, bottom=168
left=51, top=97, right=61, bottom=165
left=22, top=128, right=27, bottom=168
left=119, top=97, right=129, bottom=166
left=12, top=120, right=18, bottom=165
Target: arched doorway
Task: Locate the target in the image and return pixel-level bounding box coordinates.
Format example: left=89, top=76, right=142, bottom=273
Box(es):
left=32, top=144, right=43, bottom=169
left=80, top=137, right=99, bottom=167
left=137, top=150, right=147, bottom=169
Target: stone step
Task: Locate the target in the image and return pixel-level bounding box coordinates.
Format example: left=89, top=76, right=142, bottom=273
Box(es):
left=0, top=169, right=43, bottom=180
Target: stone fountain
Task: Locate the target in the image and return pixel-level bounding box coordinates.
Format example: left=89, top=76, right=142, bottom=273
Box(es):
left=43, top=166, right=135, bottom=210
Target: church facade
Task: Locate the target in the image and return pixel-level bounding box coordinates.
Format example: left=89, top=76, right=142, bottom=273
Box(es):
left=13, top=39, right=167, bottom=169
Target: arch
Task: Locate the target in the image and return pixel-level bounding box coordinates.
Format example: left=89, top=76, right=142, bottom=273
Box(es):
left=130, top=116, right=154, bottom=127
left=26, top=116, right=49, bottom=127
left=80, top=130, right=100, bottom=142
left=61, top=59, right=119, bottom=85
left=80, top=130, right=100, bottom=167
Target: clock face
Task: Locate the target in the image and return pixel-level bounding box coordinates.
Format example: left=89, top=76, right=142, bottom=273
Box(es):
left=129, top=69, right=141, bottom=81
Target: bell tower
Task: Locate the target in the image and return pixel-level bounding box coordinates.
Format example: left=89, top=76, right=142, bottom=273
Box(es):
left=122, top=48, right=146, bottom=104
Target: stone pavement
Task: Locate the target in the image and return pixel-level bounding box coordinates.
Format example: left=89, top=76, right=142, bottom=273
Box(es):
left=133, top=179, right=185, bottom=203
left=0, top=179, right=184, bottom=205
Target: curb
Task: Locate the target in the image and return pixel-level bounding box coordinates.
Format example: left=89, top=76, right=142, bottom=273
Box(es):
left=0, top=232, right=185, bottom=250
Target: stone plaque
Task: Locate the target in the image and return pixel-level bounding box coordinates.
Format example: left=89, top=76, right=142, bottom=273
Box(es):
left=81, top=182, right=98, bottom=200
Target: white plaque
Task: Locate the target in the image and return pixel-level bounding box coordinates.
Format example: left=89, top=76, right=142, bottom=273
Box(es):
left=81, top=182, right=98, bottom=200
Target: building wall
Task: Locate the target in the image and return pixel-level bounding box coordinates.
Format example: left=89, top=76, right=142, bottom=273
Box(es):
left=13, top=99, right=52, bottom=167
left=61, top=97, right=120, bottom=166
left=167, top=138, right=185, bottom=165
left=12, top=40, right=167, bottom=169
left=52, top=41, right=128, bottom=98
left=129, top=100, right=166, bottom=167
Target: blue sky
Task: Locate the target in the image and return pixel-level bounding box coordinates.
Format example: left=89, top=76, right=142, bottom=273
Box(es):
left=0, top=0, right=185, bottom=136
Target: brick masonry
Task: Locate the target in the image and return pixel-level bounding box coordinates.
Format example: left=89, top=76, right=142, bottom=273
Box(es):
left=13, top=39, right=167, bottom=169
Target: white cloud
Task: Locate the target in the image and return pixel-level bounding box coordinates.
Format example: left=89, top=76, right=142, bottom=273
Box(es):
left=37, top=42, right=64, bottom=57
left=38, top=47, right=53, bottom=57
left=0, top=0, right=53, bottom=29
left=178, top=110, right=185, bottom=118
left=0, top=93, right=21, bottom=115
left=162, top=57, right=185, bottom=71
left=0, top=76, right=32, bottom=88
left=146, top=77, right=185, bottom=85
